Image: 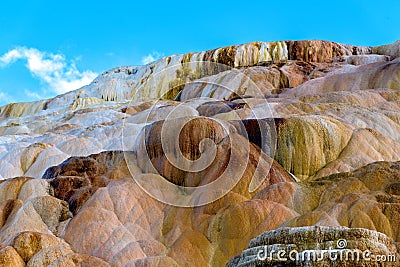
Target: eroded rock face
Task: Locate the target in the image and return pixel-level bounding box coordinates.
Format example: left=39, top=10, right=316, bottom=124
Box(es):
left=0, top=39, right=399, bottom=266
left=280, top=162, right=400, bottom=240
left=0, top=246, right=25, bottom=267
left=0, top=177, right=108, bottom=266
left=43, top=151, right=132, bottom=214
left=46, top=158, right=400, bottom=266
left=62, top=176, right=298, bottom=266
left=280, top=59, right=400, bottom=98
left=227, top=226, right=399, bottom=266
left=135, top=116, right=288, bottom=188
left=11, top=231, right=62, bottom=262
left=0, top=40, right=385, bottom=119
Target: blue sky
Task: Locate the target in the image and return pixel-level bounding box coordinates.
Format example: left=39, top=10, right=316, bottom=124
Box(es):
left=0, top=0, right=399, bottom=105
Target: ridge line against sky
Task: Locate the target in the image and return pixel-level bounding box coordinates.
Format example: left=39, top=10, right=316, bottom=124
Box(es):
left=0, top=0, right=399, bottom=106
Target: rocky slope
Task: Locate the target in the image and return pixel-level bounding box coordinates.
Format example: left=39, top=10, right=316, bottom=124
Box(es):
left=0, top=40, right=399, bottom=266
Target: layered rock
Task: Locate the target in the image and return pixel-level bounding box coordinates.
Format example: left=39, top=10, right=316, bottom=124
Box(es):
left=0, top=177, right=109, bottom=266
left=228, top=226, right=399, bottom=266
left=280, top=59, right=400, bottom=98
left=0, top=40, right=390, bottom=118
left=43, top=151, right=133, bottom=214
left=0, top=39, right=399, bottom=266
left=61, top=172, right=297, bottom=266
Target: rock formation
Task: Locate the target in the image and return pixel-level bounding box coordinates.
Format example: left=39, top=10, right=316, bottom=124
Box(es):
left=0, top=40, right=399, bottom=266
left=227, top=226, right=399, bottom=266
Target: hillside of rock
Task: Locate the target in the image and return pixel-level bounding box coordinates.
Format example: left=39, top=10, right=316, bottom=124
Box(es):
left=0, top=39, right=399, bottom=266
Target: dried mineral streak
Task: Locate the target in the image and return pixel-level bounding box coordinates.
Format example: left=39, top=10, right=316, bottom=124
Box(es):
left=0, top=40, right=382, bottom=119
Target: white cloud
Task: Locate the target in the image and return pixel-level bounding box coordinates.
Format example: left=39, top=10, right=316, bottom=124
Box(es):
left=0, top=47, right=98, bottom=95
left=24, top=89, right=44, bottom=101
left=141, top=51, right=164, bottom=65
left=0, top=92, right=14, bottom=106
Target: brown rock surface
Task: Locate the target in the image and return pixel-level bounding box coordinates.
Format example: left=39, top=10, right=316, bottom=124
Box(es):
left=280, top=59, right=400, bottom=98
left=180, top=61, right=350, bottom=100
left=43, top=151, right=132, bottom=214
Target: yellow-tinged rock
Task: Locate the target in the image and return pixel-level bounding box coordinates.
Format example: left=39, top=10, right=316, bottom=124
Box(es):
left=11, top=231, right=63, bottom=262
left=275, top=116, right=352, bottom=180
left=20, top=143, right=53, bottom=174
left=0, top=246, right=25, bottom=267
left=26, top=242, right=73, bottom=267
left=0, top=177, right=31, bottom=202
left=47, top=253, right=111, bottom=267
